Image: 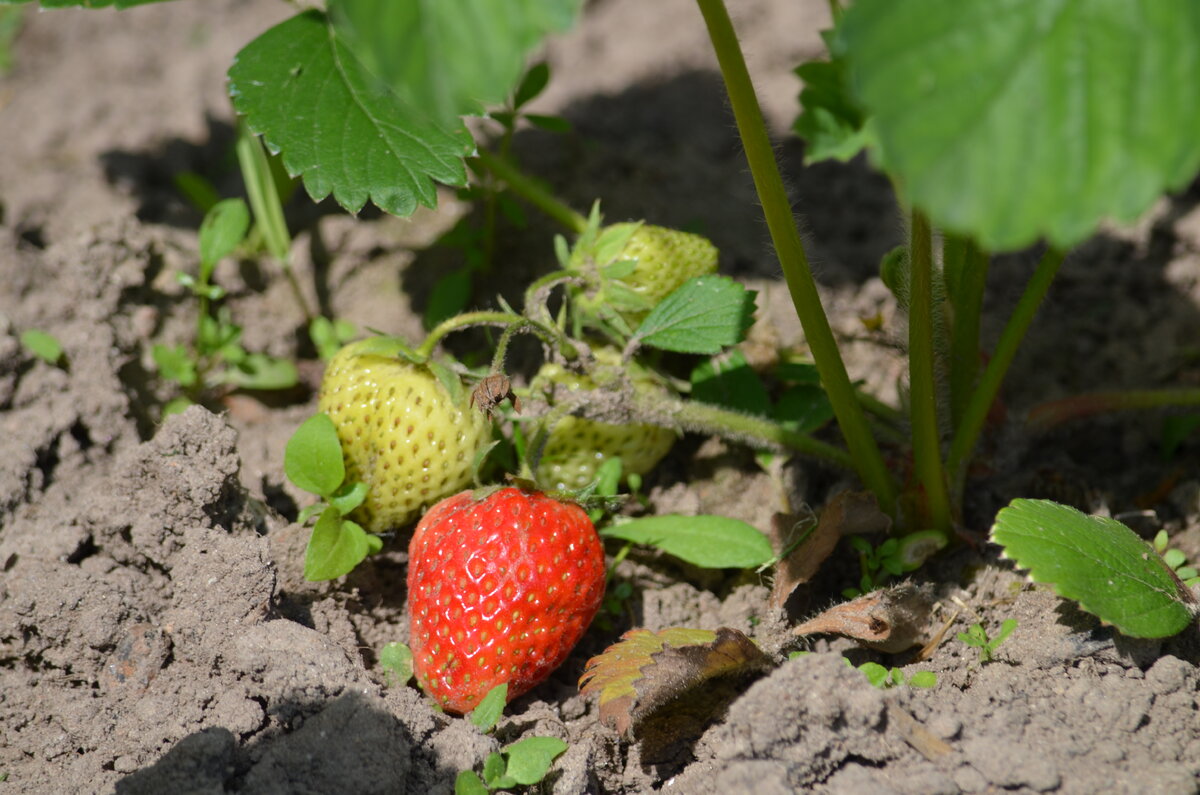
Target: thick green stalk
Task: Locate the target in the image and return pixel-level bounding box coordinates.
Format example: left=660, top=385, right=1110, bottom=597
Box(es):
left=908, top=212, right=951, bottom=531
left=473, top=148, right=587, bottom=235
left=696, top=0, right=896, bottom=513
left=945, top=236, right=989, bottom=426
left=948, top=248, right=1065, bottom=506
left=1027, top=388, right=1200, bottom=433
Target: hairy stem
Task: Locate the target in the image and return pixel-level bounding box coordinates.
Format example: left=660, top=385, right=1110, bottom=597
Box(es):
left=473, top=148, right=587, bottom=235
left=944, top=235, right=989, bottom=427
left=948, top=248, right=1065, bottom=507
left=908, top=211, right=951, bottom=531
left=1027, top=388, right=1200, bottom=433
left=696, top=0, right=896, bottom=512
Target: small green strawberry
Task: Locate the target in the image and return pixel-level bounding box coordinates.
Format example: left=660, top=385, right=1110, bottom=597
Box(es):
left=573, top=222, right=719, bottom=328
left=531, top=350, right=676, bottom=491
left=317, top=339, right=491, bottom=533
left=407, top=487, right=606, bottom=714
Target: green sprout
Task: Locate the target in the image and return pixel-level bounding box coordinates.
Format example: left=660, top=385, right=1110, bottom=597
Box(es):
left=283, top=413, right=380, bottom=581
left=455, top=736, right=568, bottom=795
left=153, top=198, right=297, bottom=415
left=842, top=529, right=948, bottom=598
left=20, top=329, right=64, bottom=366
left=957, top=619, right=1017, bottom=664
left=1153, top=530, right=1200, bottom=588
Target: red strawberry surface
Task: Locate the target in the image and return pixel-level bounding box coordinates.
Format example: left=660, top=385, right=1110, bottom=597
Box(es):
left=407, top=487, right=607, bottom=714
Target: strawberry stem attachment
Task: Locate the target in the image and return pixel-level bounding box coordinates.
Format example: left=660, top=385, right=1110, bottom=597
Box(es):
left=473, top=148, right=588, bottom=235
left=696, top=0, right=896, bottom=513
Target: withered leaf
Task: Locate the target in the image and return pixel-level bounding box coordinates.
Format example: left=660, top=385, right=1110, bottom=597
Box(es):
left=769, top=491, right=891, bottom=610
left=792, top=582, right=933, bottom=653
left=579, top=626, right=770, bottom=740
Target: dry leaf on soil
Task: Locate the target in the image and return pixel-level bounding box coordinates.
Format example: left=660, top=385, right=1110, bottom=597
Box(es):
left=792, top=582, right=933, bottom=653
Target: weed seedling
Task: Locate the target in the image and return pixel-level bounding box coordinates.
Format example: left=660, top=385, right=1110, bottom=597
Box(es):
left=1153, top=530, right=1200, bottom=587
left=957, top=619, right=1017, bottom=664
left=19, top=329, right=64, bottom=367
left=153, top=198, right=297, bottom=414
left=378, top=642, right=414, bottom=688
left=455, top=736, right=568, bottom=795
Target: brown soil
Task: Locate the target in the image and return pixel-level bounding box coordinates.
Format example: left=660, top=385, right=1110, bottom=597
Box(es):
left=3, top=1, right=1200, bottom=793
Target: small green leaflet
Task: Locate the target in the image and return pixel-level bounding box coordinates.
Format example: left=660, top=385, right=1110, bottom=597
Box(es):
left=197, top=198, right=250, bottom=271
left=20, top=329, right=63, bottom=365
left=304, top=508, right=372, bottom=581
left=991, top=499, right=1199, bottom=639
left=229, top=10, right=473, bottom=218
left=378, top=642, right=413, bottom=687
left=285, top=414, right=345, bottom=497
left=792, top=29, right=872, bottom=163
left=633, top=276, right=756, bottom=355
left=503, top=737, right=568, bottom=786
left=601, top=515, right=773, bottom=569
left=469, top=684, right=507, bottom=731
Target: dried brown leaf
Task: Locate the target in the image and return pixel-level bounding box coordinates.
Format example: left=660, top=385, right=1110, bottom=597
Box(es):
left=792, top=582, right=933, bottom=652
left=579, top=626, right=770, bottom=739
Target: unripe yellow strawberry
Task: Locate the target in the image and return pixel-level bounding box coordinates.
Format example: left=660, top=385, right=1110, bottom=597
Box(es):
left=574, top=222, right=719, bottom=328
left=532, top=350, right=675, bottom=491
left=317, top=340, right=491, bottom=532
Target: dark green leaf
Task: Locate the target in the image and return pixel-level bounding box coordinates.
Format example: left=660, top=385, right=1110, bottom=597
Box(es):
left=285, top=414, right=345, bottom=497
left=329, top=0, right=583, bottom=126
left=991, top=499, right=1198, bottom=638
left=514, top=61, right=551, bottom=109
left=304, top=510, right=371, bottom=581
left=20, top=329, right=63, bottom=365
left=600, top=515, right=773, bottom=569
left=1161, top=414, right=1200, bottom=459
left=525, top=113, right=571, bottom=133
left=198, top=198, right=250, bottom=270
left=773, top=384, right=834, bottom=434
left=634, top=276, right=755, bottom=354
left=469, top=683, right=507, bottom=731
left=424, top=269, right=474, bottom=330
left=503, top=736, right=568, bottom=786
left=839, top=0, right=1200, bottom=250
left=229, top=10, right=474, bottom=218
left=690, top=350, right=771, bottom=417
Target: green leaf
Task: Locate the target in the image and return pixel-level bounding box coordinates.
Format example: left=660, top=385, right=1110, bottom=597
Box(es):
left=330, top=481, right=369, bottom=515
left=513, top=61, right=551, bottom=109
left=329, top=0, right=582, bottom=126
left=221, top=353, right=298, bottom=391
left=600, top=515, right=773, bottom=569
left=228, top=10, right=474, bottom=218
left=503, top=736, right=568, bottom=786
left=469, top=683, right=507, bottom=731
left=304, top=509, right=371, bottom=581
left=634, top=276, right=756, bottom=355
left=792, top=46, right=872, bottom=163
left=991, top=499, right=1198, bottom=638
left=907, top=670, right=938, bottom=688
left=773, top=384, right=834, bottom=435
left=691, top=350, right=771, bottom=417
left=424, top=269, right=474, bottom=331
left=856, top=661, right=889, bottom=688
left=379, top=642, right=414, bottom=686
left=481, top=753, right=507, bottom=788
left=152, top=343, right=198, bottom=388
left=838, top=0, right=1200, bottom=251
left=20, top=329, right=63, bottom=365
left=453, top=770, right=489, bottom=795
left=198, top=198, right=250, bottom=271
left=990, top=617, right=1018, bottom=651
left=285, top=414, right=345, bottom=497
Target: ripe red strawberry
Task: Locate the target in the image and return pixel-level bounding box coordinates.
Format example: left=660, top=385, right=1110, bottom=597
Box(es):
left=407, top=487, right=606, bottom=714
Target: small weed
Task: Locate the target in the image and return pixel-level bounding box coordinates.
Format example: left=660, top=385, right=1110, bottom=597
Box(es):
left=957, top=619, right=1017, bottom=664
left=1153, top=530, right=1200, bottom=587
left=378, top=642, right=413, bottom=688
left=788, top=652, right=936, bottom=689
left=455, top=736, right=568, bottom=795
left=20, top=329, right=64, bottom=366
left=842, top=529, right=947, bottom=598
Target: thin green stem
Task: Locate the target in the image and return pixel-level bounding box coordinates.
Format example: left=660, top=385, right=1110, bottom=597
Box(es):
left=945, top=236, right=989, bottom=427
left=908, top=211, right=951, bottom=531
left=1027, top=387, right=1200, bottom=433
left=696, top=0, right=896, bottom=513
left=948, top=248, right=1065, bottom=507
left=473, top=148, right=587, bottom=235
left=417, top=310, right=523, bottom=359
